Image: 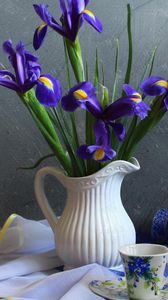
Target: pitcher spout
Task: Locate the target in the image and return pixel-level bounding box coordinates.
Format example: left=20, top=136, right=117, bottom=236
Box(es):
left=91, top=156, right=140, bottom=179
left=128, top=157, right=140, bottom=171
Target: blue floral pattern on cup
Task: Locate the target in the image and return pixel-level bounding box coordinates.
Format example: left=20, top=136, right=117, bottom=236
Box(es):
left=123, top=256, right=166, bottom=296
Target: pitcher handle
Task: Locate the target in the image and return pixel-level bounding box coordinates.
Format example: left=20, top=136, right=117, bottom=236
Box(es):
left=34, top=166, right=65, bottom=232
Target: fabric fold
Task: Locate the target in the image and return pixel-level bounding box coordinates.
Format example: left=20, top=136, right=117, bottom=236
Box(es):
left=0, top=214, right=124, bottom=299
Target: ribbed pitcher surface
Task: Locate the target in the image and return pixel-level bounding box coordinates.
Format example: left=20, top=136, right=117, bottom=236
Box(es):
left=34, top=157, right=140, bottom=268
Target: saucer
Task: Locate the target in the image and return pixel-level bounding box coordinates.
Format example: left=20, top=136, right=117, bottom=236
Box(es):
left=89, top=278, right=168, bottom=300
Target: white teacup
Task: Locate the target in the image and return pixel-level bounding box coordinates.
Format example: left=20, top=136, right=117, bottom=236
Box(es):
left=119, top=244, right=168, bottom=300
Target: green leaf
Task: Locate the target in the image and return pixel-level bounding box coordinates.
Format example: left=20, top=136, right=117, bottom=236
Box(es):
left=19, top=90, right=72, bottom=176
left=124, top=95, right=166, bottom=160
left=112, top=38, right=119, bottom=101
left=137, top=47, right=157, bottom=92
left=63, top=39, right=85, bottom=173
left=52, top=108, right=85, bottom=177
left=101, top=84, right=109, bottom=109
left=85, top=50, right=100, bottom=174
left=122, top=4, right=133, bottom=93
left=85, top=60, right=89, bottom=81
left=58, top=107, right=73, bottom=138
left=117, top=116, right=138, bottom=160
left=18, top=154, right=55, bottom=170
left=94, top=48, right=99, bottom=88
left=69, top=112, right=87, bottom=174
left=64, top=37, right=85, bottom=83
left=85, top=111, right=98, bottom=174
left=101, top=63, right=105, bottom=86
left=117, top=4, right=133, bottom=144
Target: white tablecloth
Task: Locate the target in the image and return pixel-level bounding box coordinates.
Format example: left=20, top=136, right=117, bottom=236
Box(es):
left=0, top=214, right=124, bottom=300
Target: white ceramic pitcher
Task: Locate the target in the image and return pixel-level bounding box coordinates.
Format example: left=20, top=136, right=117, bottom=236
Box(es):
left=34, top=157, right=140, bottom=269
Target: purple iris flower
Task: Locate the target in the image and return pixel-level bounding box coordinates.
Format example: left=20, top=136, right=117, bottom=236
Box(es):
left=77, top=120, right=116, bottom=162
left=0, top=40, right=62, bottom=107
left=140, top=76, right=168, bottom=110
left=61, top=82, right=150, bottom=142
left=88, top=84, right=150, bottom=139
left=33, top=1, right=103, bottom=50
left=103, top=84, right=151, bottom=122
left=61, top=81, right=103, bottom=116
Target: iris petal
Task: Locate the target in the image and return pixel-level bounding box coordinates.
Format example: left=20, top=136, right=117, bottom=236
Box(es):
left=61, top=94, right=79, bottom=111
left=0, top=39, right=41, bottom=93
left=3, top=40, right=15, bottom=56
left=84, top=0, right=90, bottom=6
left=3, top=40, right=16, bottom=68
left=24, top=50, right=39, bottom=62
left=77, top=118, right=116, bottom=162
left=33, top=24, right=48, bottom=50
left=73, top=89, right=88, bottom=100
left=163, top=95, right=168, bottom=110
left=110, top=122, right=126, bottom=141
left=33, top=0, right=102, bottom=44
left=94, top=120, right=109, bottom=147
left=33, top=3, right=66, bottom=47
left=123, top=84, right=137, bottom=96
left=76, top=144, right=92, bottom=159
left=87, top=145, right=116, bottom=162
left=61, top=81, right=102, bottom=114
left=0, top=70, right=16, bottom=81
left=104, top=96, right=150, bottom=121
left=105, top=148, right=116, bottom=160
left=0, top=76, right=20, bottom=92
left=77, top=144, right=116, bottom=162
left=36, top=74, right=62, bottom=107
left=140, top=76, right=168, bottom=96
left=82, top=10, right=103, bottom=33
left=59, top=0, right=67, bottom=15
left=15, top=51, right=26, bottom=86
left=71, top=0, right=86, bottom=14
left=33, top=4, right=51, bottom=23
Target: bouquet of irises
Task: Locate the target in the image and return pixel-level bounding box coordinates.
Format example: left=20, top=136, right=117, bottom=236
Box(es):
left=0, top=1, right=167, bottom=177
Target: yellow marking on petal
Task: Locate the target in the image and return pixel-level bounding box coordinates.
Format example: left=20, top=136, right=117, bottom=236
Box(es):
left=93, top=148, right=105, bottom=161
left=73, top=89, right=88, bottom=100
left=134, top=92, right=142, bottom=98
left=39, top=76, right=54, bottom=91
left=83, top=9, right=95, bottom=20
left=131, top=92, right=142, bottom=103
left=37, top=22, right=47, bottom=34
left=155, top=80, right=168, bottom=89
left=0, top=213, right=17, bottom=242
left=131, top=97, right=141, bottom=103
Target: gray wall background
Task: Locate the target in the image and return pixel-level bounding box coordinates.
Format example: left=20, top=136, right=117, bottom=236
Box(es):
left=0, top=0, right=168, bottom=242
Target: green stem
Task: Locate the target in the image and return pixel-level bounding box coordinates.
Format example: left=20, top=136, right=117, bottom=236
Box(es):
left=64, top=37, right=85, bottom=83
left=19, top=90, right=72, bottom=175
left=53, top=108, right=85, bottom=176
